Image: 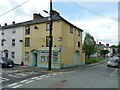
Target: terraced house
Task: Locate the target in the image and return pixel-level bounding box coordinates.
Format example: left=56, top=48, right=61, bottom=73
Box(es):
left=0, top=11, right=85, bottom=68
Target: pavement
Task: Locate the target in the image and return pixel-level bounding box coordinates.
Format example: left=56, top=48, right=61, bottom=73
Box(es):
left=13, top=59, right=109, bottom=73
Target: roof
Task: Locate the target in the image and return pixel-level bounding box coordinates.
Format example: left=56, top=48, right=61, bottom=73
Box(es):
left=2, top=14, right=83, bottom=32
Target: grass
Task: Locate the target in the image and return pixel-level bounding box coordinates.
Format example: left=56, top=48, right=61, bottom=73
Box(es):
left=85, top=57, right=106, bottom=64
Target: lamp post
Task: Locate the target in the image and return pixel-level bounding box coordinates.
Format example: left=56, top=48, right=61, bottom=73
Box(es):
left=48, top=0, right=53, bottom=70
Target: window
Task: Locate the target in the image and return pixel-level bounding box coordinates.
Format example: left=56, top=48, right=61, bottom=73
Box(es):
left=25, top=38, right=30, bottom=47
left=12, top=39, right=15, bottom=46
left=1, top=40, right=3, bottom=46
left=78, top=41, right=80, bottom=47
left=25, top=26, right=30, bottom=35
left=46, top=23, right=50, bottom=30
left=78, top=30, right=80, bottom=36
left=1, top=30, right=4, bottom=35
left=40, top=51, right=49, bottom=62
left=70, top=26, right=73, bottom=33
left=12, top=29, right=16, bottom=34
left=53, top=52, right=58, bottom=62
left=46, top=36, right=50, bottom=47
left=24, top=52, right=29, bottom=60
left=40, top=51, right=59, bottom=62
left=11, top=52, right=15, bottom=59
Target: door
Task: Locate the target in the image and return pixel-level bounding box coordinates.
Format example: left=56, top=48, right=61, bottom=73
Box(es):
left=74, top=53, right=78, bottom=66
left=5, top=52, right=8, bottom=58
left=34, top=53, right=37, bottom=66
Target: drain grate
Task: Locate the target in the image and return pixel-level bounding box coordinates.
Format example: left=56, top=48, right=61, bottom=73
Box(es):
left=61, top=80, right=68, bottom=83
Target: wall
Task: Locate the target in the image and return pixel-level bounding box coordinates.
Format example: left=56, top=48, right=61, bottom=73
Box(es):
left=1, top=26, right=23, bottom=64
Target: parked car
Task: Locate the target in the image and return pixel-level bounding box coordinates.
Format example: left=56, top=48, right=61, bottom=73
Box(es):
left=107, top=58, right=119, bottom=68
left=0, top=57, right=14, bottom=68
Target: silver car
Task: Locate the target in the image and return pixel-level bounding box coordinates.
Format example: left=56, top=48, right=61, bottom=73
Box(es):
left=107, top=58, right=119, bottom=68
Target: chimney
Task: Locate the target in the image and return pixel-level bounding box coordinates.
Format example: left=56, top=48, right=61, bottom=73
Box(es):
left=4, top=23, right=7, bottom=26
left=33, top=13, right=44, bottom=20
left=106, top=44, right=109, bottom=47
left=99, top=42, right=101, bottom=44
left=12, top=21, right=15, bottom=24
left=52, top=10, right=60, bottom=16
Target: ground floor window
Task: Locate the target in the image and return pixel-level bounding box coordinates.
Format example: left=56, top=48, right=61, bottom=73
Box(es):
left=24, top=52, right=29, bottom=60
left=40, top=51, right=59, bottom=63
left=11, top=52, right=15, bottom=59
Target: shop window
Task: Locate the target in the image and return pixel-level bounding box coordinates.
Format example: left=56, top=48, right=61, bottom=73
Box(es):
left=53, top=52, right=58, bottom=62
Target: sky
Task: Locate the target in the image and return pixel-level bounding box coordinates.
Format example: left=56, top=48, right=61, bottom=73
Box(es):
left=0, top=0, right=119, bottom=46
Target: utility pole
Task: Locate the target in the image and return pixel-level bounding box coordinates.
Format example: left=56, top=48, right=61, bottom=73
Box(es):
left=48, top=0, right=53, bottom=70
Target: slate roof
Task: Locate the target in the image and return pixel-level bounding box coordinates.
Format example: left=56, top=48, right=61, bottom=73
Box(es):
left=2, top=15, right=83, bottom=32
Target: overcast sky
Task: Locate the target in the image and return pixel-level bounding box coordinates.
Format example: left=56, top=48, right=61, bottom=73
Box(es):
left=0, top=0, right=119, bottom=46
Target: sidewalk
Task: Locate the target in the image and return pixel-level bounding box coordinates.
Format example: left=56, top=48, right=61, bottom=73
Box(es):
left=13, top=59, right=108, bottom=73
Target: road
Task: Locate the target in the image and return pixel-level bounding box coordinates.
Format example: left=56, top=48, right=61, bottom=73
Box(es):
left=2, top=61, right=119, bottom=88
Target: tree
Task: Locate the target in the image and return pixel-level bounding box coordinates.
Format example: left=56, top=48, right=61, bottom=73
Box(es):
left=118, top=41, right=120, bottom=53
left=100, top=50, right=109, bottom=58
left=83, top=33, right=96, bottom=58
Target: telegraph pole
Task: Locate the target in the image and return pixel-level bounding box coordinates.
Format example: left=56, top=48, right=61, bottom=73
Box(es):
left=48, top=0, right=53, bottom=70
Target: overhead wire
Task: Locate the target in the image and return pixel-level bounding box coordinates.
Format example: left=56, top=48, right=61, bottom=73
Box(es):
left=0, top=0, right=30, bottom=17
left=69, top=2, right=115, bottom=21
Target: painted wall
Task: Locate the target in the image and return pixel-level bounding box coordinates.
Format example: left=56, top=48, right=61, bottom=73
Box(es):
left=22, top=19, right=85, bottom=68
left=61, top=21, right=84, bottom=67
left=22, top=21, right=62, bottom=65
left=1, top=27, right=23, bottom=64
left=0, top=29, right=2, bottom=58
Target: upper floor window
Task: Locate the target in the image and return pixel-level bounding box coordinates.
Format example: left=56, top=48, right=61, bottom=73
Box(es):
left=46, top=23, right=50, bottom=30
left=25, top=37, right=30, bottom=47
left=78, top=41, right=80, bottom=47
left=78, top=30, right=80, bottom=36
left=1, top=30, right=4, bottom=35
left=11, top=52, right=15, bottom=59
left=70, top=26, right=73, bottom=33
left=25, top=26, right=30, bottom=35
left=1, top=40, right=3, bottom=46
left=12, top=39, right=15, bottom=46
left=12, top=29, right=16, bottom=34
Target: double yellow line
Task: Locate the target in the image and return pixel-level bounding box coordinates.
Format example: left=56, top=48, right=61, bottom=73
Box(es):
left=111, top=68, right=118, bottom=76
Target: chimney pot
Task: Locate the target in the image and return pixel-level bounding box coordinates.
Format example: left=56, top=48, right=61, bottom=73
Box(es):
left=5, top=23, right=7, bottom=26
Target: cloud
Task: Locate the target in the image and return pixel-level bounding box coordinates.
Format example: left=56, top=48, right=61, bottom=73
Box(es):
left=73, top=18, right=118, bottom=45
left=0, top=0, right=50, bottom=25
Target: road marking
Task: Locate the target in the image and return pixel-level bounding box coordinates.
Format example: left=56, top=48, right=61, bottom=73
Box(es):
left=31, top=77, right=39, bottom=79
left=36, top=78, right=43, bottom=80
left=111, top=68, right=118, bottom=76
left=25, top=80, right=34, bottom=83
left=20, top=79, right=29, bottom=83
left=52, top=73, right=57, bottom=76
left=7, top=83, right=18, bottom=87
left=12, top=84, right=22, bottom=88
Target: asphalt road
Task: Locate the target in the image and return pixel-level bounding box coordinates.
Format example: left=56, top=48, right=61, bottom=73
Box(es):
left=1, top=68, right=48, bottom=86
left=2, top=61, right=119, bottom=88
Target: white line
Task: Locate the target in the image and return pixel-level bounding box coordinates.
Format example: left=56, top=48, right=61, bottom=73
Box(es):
left=25, top=80, right=34, bottom=83
left=8, top=83, right=18, bottom=87
left=12, top=84, right=22, bottom=88
left=52, top=73, right=57, bottom=76
left=36, top=78, right=43, bottom=80
left=111, top=68, right=118, bottom=76
left=44, top=76, right=51, bottom=78
left=31, top=77, right=39, bottom=79
left=20, top=79, right=29, bottom=83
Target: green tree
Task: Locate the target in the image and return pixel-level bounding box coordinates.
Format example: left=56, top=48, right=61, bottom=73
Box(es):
left=100, top=50, right=109, bottom=58
left=83, top=33, right=96, bottom=58
left=118, top=41, right=120, bottom=53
